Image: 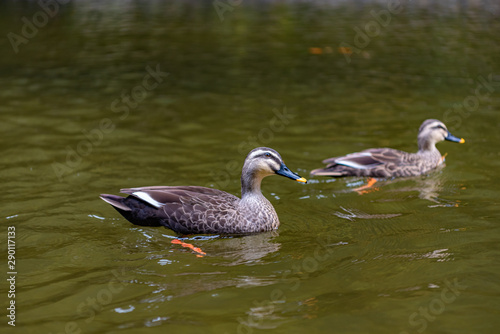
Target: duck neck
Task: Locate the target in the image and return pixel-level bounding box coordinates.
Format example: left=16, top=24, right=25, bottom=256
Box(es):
left=240, top=170, right=265, bottom=199
left=417, top=136, right=438, bottom=154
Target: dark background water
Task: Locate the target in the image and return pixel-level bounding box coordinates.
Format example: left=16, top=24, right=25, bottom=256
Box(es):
left=1, top=1, right=499, bottom=333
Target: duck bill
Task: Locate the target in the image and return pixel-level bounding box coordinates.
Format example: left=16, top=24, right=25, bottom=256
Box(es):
left=276, top=162, right=307, bottom=183
left=445, top=132, right=465, bottom=144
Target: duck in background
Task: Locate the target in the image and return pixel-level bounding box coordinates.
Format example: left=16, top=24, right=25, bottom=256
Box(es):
left=310, top=119, right=465, bottom=190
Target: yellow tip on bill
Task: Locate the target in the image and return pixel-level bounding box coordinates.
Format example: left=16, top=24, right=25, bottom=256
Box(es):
left=296, top=177, right=307, bottom=183
left=459, top=138, right=465, bottom=144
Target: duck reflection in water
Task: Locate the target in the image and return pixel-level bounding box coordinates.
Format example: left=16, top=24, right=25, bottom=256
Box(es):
left=337, top=169, right=461, bottom=208
left=161, top=231, right=281, bottom=263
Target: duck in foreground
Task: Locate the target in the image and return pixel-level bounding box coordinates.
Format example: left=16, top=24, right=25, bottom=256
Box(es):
left=100, top=147, right=306, bottom=235
left=310, top=119, right=465, bottom=179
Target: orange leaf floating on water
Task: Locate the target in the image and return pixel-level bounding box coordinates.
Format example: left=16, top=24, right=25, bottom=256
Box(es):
left=338, top=46, right=352, bottom=55
left=309, top=47, right=323, bottom=55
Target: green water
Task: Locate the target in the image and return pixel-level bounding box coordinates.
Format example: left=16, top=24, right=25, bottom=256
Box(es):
left=1, top=1, right=499, bottom=333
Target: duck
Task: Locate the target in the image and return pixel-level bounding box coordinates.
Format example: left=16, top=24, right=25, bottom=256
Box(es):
left=100, top=147, right=307, bottom=235
left=310, top=119, right=465, bottom=179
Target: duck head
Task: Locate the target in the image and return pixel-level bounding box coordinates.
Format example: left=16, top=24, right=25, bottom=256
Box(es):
left=418, top=119, right=465, bottom=151
left=241, top=147, right=306, bottom=195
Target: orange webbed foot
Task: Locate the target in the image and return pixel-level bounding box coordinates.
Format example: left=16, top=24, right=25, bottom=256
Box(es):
left=353, top=178, right=379, bottom=195
left=171, top=239, right=206, bottom=257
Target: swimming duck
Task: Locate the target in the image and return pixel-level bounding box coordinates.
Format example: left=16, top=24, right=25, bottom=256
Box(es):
left=100, top=147, right=307, bottom=235
left=310, top=119, right=465, bottom=178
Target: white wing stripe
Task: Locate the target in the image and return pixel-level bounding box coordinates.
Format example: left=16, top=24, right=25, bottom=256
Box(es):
left=336, top=160, right=372, bottom=169
left=337, top=153, right=379, bottom=170
left=133, top=192, right=163, bottom=208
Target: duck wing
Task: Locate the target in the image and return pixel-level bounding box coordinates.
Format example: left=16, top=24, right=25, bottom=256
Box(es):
left=311, top=148, right=410, bottom=177
left=121, top=186, right=239, bottom=205
left=327, top=148, right=404, bottom=166
left=101, top=186, right=240, bottom=234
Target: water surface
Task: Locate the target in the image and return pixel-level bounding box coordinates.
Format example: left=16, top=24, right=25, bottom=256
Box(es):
left=1, top=1, right=499, bottom=333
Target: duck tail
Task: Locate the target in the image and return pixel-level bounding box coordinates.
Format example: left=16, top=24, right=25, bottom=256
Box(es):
left=100, top=194, right=165, bottom=227
left=100, top=194, right=132, bottom=211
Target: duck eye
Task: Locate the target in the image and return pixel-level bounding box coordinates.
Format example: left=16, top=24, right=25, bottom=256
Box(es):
left=264, top=153, right=271, bottom=158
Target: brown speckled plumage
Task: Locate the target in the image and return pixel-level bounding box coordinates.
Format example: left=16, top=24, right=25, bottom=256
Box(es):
left=310, top=119, right=464, bottom=178
left=100, top=147, right=306, bottom=235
